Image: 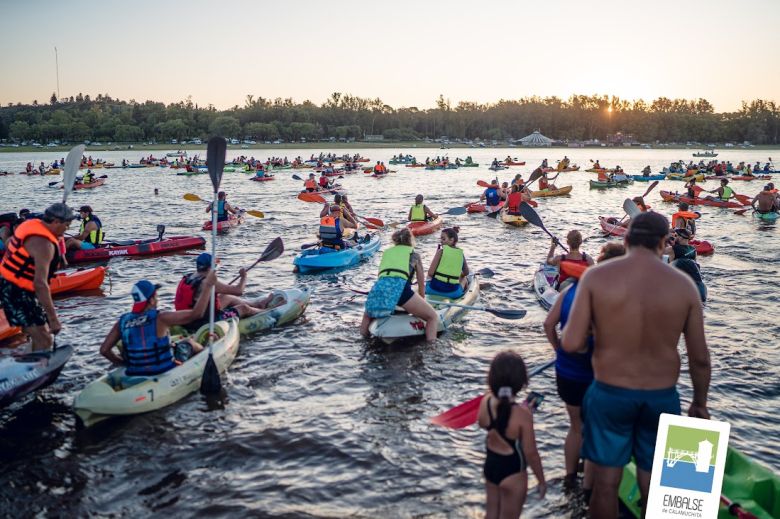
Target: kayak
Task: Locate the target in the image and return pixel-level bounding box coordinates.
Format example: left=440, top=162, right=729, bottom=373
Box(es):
left=530, top=186, right=573, bottom=198
left=236, top=288, right=310, bottom=335
left=176, top=170, right=207, bottom=176
left=0, top=345, right=74, bottom=409
left=66, top=236, right=206, bottom=264
left=586, top=167, right=614, bottom=173
left=753, top=211, right=779, bottom=222
left=51, top=266, right=106, bottom=295
left=293, top=234, right=381, bottom=273
left=667, top=173, right=705, bottom=182
left=631, top=174, right=666, bottom=181
left=64, top=178, right=106, bottom=190
left=590, top=179, right=633, bottom=189
left=500, top=210, right=528, bottom=227
left=73, top=318, right=240, bottom=427
left=407, top=216, right=443, bottom=236
left=660, top=190, right=744, bottom=209
left=500, top=161, right=526, bottom=166
left=404, top=164, right=427, bottom=168
left=542, top=166, right=580, bottom=173
left=620, top=446, right=779, bottom=519
left=729, top=175, right=772, bottom=181
left=599, top=216, right=715, bottom=255
left=458, top=163, right=479, bottom=167
left=202, top=212, right=245, bottom=232
left=368, top=274, right=480, bottom=343
left=249, top=175, right=275, bottom=182
left=533, top=263, right=559, bottom=310
left=0, top=309, right=21, bottom=342
left=488, top=165, right=508, bottom=171
left=467, top=201, right=504, bottom=213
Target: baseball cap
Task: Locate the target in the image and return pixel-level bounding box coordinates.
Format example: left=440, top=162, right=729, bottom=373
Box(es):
left=131, top=280, right=160, bottom=313
left=44, top=203, right=75, bottom=222
left=627, top=212, right=670, bottom=239
left=196, top=252, right=213, bottom=272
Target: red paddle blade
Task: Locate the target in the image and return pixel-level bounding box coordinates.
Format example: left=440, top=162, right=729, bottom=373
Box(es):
left=430, top=394, right=484, bottom=429
left=298, top=192, right=326, bottom=203
left=364, top=217, right=384, bottom=226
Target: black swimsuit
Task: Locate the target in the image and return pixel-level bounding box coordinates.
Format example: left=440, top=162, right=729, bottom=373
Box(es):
left=483, top=397, right=527, bottom=485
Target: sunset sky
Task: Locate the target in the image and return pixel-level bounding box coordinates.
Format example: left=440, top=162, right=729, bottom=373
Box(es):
left=1, top=0, right=778, bottom=112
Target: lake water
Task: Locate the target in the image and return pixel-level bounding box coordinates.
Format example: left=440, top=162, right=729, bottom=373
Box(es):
left=0, top=147, right=777, bottom=517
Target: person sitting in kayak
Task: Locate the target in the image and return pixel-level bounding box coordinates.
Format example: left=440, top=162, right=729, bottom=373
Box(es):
left=671, top=203, right=699, bottom=236
left=318, top=205, right=351, bottom=249
left=558, top=156, right=570, bottom=171
left=409, top=195, right=437, bottom=222
left=304, top=173, right=318, bottom=192
left=511, top=174, right=524, bottom=188
left=373, top=161, right=385, bottom=175
left=254, top=164, right=266, bottom=178
left=541, top=159, right=548, bottom=169
left=206, top=191, right=238, bottom=223
left=705, top=178, right=738, bottom=203
left=632, top=196, right=650, bottom=212
left=426, top=227, right=469, bottom=298
left=546, top=231, right=595, bottom=289
left=543, top=242, right=625, bottom=493
left=99, top=274, right=217, bottom=374
left=752, top=185, right=778, bottom=214
left=641, top=165, right=652, bottom=177
left=491, top=158, right=500, bottom=169
left=592, top=160, right=601, bottom=169
left=174, top=253, right=276, bottom=333
left=321, top=194, right=357, bottom=230
left=81, top=170, right=94, bottom=184
left=318, top=171, right=332, bottom=190
left=684, top=177, right=698, bottom=199
left=505, top=185, right=524, bottom=216
left=360, top=228, right=439, bottom=343
left=538, top=172, right=558, bottom=191
left=465, top=156, right=473, bottom=165
left=480, top=181, right=502, bottom=213
left=0, top=203, right=75, bottom=351
left=64, top=205, right=104, bottom=251
left=477, top=351, right=546, bottom=518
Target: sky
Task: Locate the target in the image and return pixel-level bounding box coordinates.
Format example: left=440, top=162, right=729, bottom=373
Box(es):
left=1, top=0, right=778, bottom=112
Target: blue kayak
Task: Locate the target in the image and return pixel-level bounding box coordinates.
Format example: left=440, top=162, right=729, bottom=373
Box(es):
left=293, top=234, right=381, bottom=273
left=631, top=174, right=666, bottom=181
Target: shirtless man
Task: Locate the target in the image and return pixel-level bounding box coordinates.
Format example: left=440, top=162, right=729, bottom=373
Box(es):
left=752, top=185, right=779, bottom=214
left=561, top=212, right=711, bottom=519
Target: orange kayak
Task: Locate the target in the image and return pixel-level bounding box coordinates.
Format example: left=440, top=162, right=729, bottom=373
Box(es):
left=407, top=216, right=443, bottom=236
left=51, top=266, right=106, bottom=295
left=0, top=309, right=20, bottom=342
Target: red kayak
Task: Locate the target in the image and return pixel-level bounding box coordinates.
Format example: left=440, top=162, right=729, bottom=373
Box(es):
left=599, top=216, right=714, bottom=255
left=66, top=236, right=206, bottom=264
left=467, top=201, right=505, bottom=213
left=250, top=175, right=275, bottom=182
left=202, top=213, right=244, bottom=232
left=660, top=190, right=744, bottom=209
left=51, top=267, right=106, bottom=294
left=61, top=178, right=106, bottom=190
left=704, top=175, right=771, bottom=181
left=407, top=216, right=443, bottom=236
left=500, top=161, right=526, bottom=166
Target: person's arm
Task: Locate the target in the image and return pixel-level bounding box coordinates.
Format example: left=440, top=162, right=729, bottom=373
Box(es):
left=227, top=203, right=238, bottom=215
left=461, top=256, right=469, bottom=277
left=585, top=253, right=595, bottom=266
left=99, top=321, right=124, bottom=365
left=561, top=272, right=593, bottom=353
left=426, top=249, right=442, bottom=280
left=414, top=256, right=425, bottom=296
left=425, top=205, right=437, bottom=218
left=543, top=290, right=565, bottom=350
left=546, top=240, right=559, bottom=266
left=319, top=204, right=329, bottom=217
left=664, top=245, right=676, bottom=261
left=519, top=409, right=546, bottom=497
left=215, top=269, right=245, bottom=296
left=26, top=237, right=60, bottom=334
left=407, top=207, right=413, bottom=221
left=683, top=291, right=711, bottom=419
left=159, top=271, right=217, bottom=326
left=205, top=202, right=213, bottom=213
left=77, top=221, right=95, bottom=241
left=479, top=191, right=486, bottom=202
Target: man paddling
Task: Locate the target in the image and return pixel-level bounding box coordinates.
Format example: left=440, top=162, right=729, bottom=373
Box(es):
left=0, top=203, right=74, bottom=351
left=65, top=205, right=104, bottom=251
left=751, top=185, right=778, bottom=214
left=408, top=195, right=437, bottom=222
left=206, top=191, right=239, bottom=223
left=561, top=212, right=711, bottom=519
left=705, top=178, right=738, bottom=203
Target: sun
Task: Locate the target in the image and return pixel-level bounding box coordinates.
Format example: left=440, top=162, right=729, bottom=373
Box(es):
left=607, top=107, right=613, bottom=113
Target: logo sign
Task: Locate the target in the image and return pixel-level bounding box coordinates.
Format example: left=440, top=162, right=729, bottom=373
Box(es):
left=647, top=414, right=730, bottom=518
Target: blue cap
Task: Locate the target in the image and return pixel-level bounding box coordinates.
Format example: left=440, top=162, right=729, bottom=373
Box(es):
left=131, top=280, right=161, bottom=313
left=196, top=253, right=212, bottom=271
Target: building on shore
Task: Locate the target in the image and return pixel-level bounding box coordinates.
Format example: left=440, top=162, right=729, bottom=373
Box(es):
left=518, top=130, right=553, bottom=147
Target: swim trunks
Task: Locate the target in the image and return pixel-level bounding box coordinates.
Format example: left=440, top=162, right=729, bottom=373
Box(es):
left=0, top=278, right=47, bottom=327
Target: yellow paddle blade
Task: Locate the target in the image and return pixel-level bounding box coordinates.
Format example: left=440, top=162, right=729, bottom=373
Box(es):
left=245, top=210, right=265, bottom=218
left=183, top=193, right=203, bottom=202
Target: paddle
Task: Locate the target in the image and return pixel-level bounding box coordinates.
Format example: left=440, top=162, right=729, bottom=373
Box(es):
left=200, top=136, right=226, bottom=397
left=227, top=237, right=284, bottom=284
left=183, top=194, right=264, bottom=218
left=388, top=206, right=467, bottom=229
left=61, top=145, right=85, bottom=202
left=720, top=494, right=759, bottom=519
left=430, top=359, right=556, bottom=429
left=298, top=192, right=327, bottom=204
left=429, top=301, right=527, bottom=320
left=519, top=202, right=569, bottom=252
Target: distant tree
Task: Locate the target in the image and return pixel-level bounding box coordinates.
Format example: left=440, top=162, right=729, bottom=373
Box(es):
left=209, top=116, right=241, bottom=138
left=50, top=92, right=57, bottom=105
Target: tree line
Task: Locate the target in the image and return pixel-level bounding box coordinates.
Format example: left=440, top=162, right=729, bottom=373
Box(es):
left=0, top=92, right=778, bottom=145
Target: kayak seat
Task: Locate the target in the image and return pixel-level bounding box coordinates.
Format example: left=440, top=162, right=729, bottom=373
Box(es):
left=108, top=372, right=152, bottom=390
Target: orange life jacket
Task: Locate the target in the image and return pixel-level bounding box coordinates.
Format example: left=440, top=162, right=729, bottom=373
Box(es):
left=0, top=219, right=60, bottom=292
left=671, top=211, right=700, bottom=229
left=560, top=260, right=588, bottom=281
left=304, top=179, right=317, bottom=190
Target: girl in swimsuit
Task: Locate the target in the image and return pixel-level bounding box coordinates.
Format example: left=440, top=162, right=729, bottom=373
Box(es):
left=478, top=351, right=546, bottom=519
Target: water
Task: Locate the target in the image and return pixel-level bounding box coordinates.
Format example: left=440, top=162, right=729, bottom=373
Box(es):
left=0, top=147, right=778, bottom=517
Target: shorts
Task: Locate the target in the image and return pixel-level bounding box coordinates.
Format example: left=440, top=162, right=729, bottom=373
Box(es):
left=555, top=372, right=592, bottom=407
left=582, top=380, right=680, bottom=471
left=365, top=276, right=411, bottom=318
left=426, top=278, right=464, bottom=298
left=80, top=241, right=96, bottom=250
left=173, top=341, right=195, bottom=363
left=184, top=307, right=239, bottom=333
left=0, top=278, right=47, bottom=327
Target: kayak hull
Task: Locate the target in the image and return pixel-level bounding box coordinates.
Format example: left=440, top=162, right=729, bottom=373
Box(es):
left=249, top=175, right=275, bottom=182
left=73, top=319, right=240, bottom=427
left=631, top=174, right=666, bottom=181
left=599, top=216, right=714, bottom=255
left=467, top=201, right=504, bottom=213
left=407, top=216, right=443, bottom=236
left=530, top=186, right=573, bottom=198
left=667, top=173, right=705, bottom=182
left=590, top=179, right=633, bottom=189
left=202, top=213, right=245, bottom=231
left=66, top=236, right=206, bottom=264
left=533, top=263, right=559, bottom=310
left=51, top=266, right=106, bottom=295
left=660, top=190, right=744, bottom=209
left=293, top=234, right=381, bottom=273
left=500, top=210, right=528, bottom=227
left=0, top=345, right=73, bottom=409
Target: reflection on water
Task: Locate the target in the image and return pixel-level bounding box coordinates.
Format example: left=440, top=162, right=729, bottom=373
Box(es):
left=0, top=148, right=777, bottom=516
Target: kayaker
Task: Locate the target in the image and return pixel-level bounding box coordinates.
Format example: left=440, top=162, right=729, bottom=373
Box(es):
left=408, top=195, right=437, bottom=222
left=318, top=205, right=351, bottom=249
left=545, top=231, right=594, bottom=289
left=558, top=156, right=570, bottom=171
left=82, top=169, right=94, bottom=184
left=684, top=177, right=698, bottom=198
left=320, top=194, right=357, bottom=230
left=65, top=205, right=104, bottom=251
left=99, top=274, right=217, bottom=374
left=641, top=165, right=651, bottom=177
left=671, top=202, right=699, bottom=236
left=174, top=253, right=276, bottom=332
left=561, top=212, right=711, bottom=519
left=477, top=350, right=546, bottom=518
left=0, top=203, right=75, bottom=351
left=593, top=160, right=601, bottom=169
left=359, top=228, right=439, bottom=343
left=426, top=227, right=469, bottom=298
left=254, top=164, right=266, bottom=178
left=511, top=174, right=524, bottom=188
left=491, top=158, right=499, bottom=169
left=538, top=172, right=558, bottom=191
left=705, top=178, right=738, bottom=203
left=632, top=196, right=650, bottom=212
left=480, top=181, right=502, bottom=213
left=751, top=185, right=778, bottom=214
left=318, top=171, right=332, bottom=190
left=304, top=173, right=318, bottom=192
left=543, top=242, right=625, bottom=493
left=206, top=191, right=238, bottom=223
left=505, top=185, right=523, bottom=215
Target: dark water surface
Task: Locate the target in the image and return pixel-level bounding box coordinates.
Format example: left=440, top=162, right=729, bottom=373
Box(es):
left=0, top=148, right=777, bottom=517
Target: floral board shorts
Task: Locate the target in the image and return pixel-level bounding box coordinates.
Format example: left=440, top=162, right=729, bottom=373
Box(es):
left=0, top=278, right=47, bottom=327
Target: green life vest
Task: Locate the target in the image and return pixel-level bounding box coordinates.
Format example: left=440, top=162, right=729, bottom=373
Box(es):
left=721, top=186, right=734, bottom=200
left=410, top=204, right=426, bottom=222
left=378, top=245, right=413, bottom=280
left=79, top=215, right=104, bottom=245
left=433, top=245, right=464, bottom=284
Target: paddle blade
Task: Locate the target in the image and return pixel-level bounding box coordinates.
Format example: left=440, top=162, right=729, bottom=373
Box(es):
left=527, top=168, right=544, bottom=184
left=260, top=237, right=284, bottom=261
left=298, top=192, right=326, bottom=204
left=363, top=217, right=384, bottom=227
left=292, top=174, right=303, bottom=181
left=733, top=209, right=749, bottom=216
left=430, top=394, right=483, bottom=429
left=206, top=137, right=227, bottom=192
left=477, top=267, right=495, bottom=278
left=519, top=202, right=543, bottom=228
left=623, top=198, right=641, bottom=218
left=485, top=210, right=500, bottom=219
left=477, top=180, right=492, bottom=188
left=62, top=144, right=85, bottom=203
left=445, top=206, right=468, bottom=216
left=245, top=210, right=265, bottom=218
left=199, top=352, right=222, bottom=395
left=183, top=193, right=203, bottom=202
left=487, top=308, right=527, bottom=320
left=642, top=180, right=660, bottom=197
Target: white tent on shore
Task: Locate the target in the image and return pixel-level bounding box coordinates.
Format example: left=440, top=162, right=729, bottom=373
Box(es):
left=518, top=130, right=553, bottom=147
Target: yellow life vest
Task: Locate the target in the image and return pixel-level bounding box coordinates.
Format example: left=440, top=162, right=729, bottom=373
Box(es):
left=378, top=245, right=413, bottom=280
left=410, top=204, right=426, bottom=222
left=433, top=245, right=464, bottom=284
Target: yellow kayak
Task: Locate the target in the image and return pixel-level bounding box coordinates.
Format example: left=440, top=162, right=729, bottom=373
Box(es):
left=667, top=173, right=705, bottom=182
left=500, top=209, right=528, bottom=227
left=530, top=185, right=573, bottom=198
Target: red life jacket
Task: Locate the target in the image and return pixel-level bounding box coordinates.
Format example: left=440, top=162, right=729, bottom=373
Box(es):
left=507, top=192, right=523, bottom=214
left=174, top=273, right=219, bottom=311
left=558, top=254, right=589, bottom=285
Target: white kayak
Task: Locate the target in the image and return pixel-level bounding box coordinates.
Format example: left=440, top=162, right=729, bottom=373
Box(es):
left=533, top=263, right=559, bottom=310
left=73, top=318, right=240, bottom=427
left=235, top=288, right=310, bottom=335
left=368, top=275, right=480, bottom=343
left=0, top=345, right=73, bottom=409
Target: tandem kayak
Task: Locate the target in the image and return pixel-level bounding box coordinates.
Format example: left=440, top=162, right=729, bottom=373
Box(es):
left=66, top=236, right=206, bottom=264
left=0, top=345, right=74, bottom=409
left=500, top=209, right=528, bottom=227
left=73, top=318, right=240, bottom=427
left=753, top=211, right=779, bottom=222
left=530, top=186, right=573, bottom=198
left=202, top=212, right=245, bottom=232
left=660, top=190, right=744, bottom=209
left=620, top=446, right=780, bottom=519
left=533, top=263, right=559, bottom=310
left=729, top=175, right=772, bottom=181
left=407, top=216, right=443, bottom=236
left=631, top=174, right=666, bottom=181
left=599, top=216, right=715, bottom=255
left=293, top=234, right=381, bottom=274
left=368, top=274, right=480, bottom=343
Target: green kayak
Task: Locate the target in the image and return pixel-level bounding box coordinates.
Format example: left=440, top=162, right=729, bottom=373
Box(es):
left=459, top=163, right=479, bottom=167
left=620, top=447, right=780, bottom=518
left=590, top=178, right=633, bottom=189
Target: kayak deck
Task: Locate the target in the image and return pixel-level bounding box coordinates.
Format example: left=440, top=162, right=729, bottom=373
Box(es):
left=293, top=234, right=381, bottom=273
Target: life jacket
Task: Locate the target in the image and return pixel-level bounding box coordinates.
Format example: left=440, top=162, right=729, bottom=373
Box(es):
left=318, top=177, right=330, bottom=187
left=319, top=214, right=342, bottom=246
left=0, top=219, right=60, bottom=292
left=378, top=245, right=413, bottom=280
left=539, top=177, right=549, bottom=189
left=559, top=260, right=588, bottom=281
left=410, top=204, right=426, bottom=222
left=304, top=179, right=317, bottom=190
left=79, top=214, right=104, bottom=245
left=671, top=211, right=700, bottom=233
left=485, top=187, right=501, bottom=206
left=558, top=253, right=589, bottom=285
left=174, top=273, right=220, bottom=312
left=119, top=309, right=175, bottom=376
left=721, top=186, right=734, bottom=200
left=433, top=245, right=464, bottom=284
left=507, top=192, right=523, bottom=214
